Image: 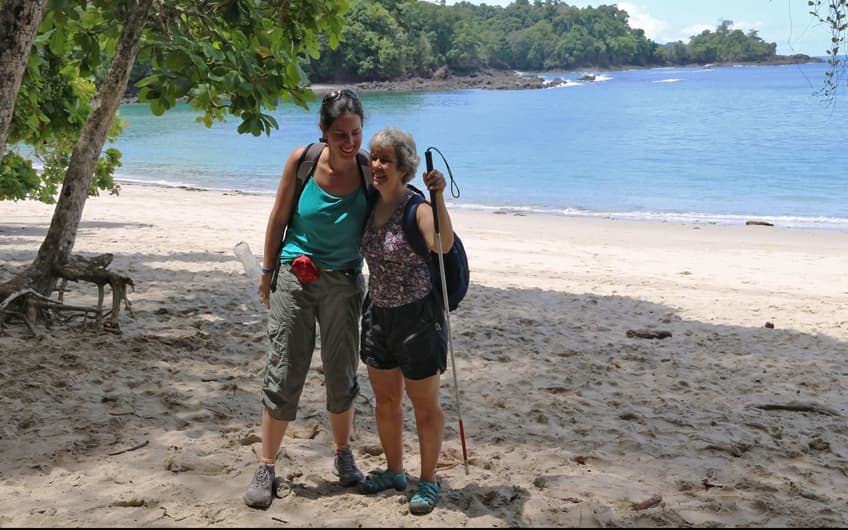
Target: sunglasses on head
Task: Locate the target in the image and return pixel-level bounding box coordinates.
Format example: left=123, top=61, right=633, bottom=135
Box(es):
left=322, top=88, right=359, bottom=104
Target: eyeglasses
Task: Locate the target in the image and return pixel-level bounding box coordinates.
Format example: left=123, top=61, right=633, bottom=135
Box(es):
left=322, top=88, right=359, bottom=104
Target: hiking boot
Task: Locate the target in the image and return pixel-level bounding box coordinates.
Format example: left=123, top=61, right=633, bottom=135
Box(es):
left=243, top=463, right=275, bottom=509
left=333, top=447, right=364, bottom=486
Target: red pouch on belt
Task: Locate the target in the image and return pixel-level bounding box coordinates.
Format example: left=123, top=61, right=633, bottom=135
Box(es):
left=291, top=255, right=320, bottom=284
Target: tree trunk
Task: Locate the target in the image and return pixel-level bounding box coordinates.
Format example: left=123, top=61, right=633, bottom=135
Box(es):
left=30, top=0, right=154, bottom=296
left=0, top=0, right=49, bottom=160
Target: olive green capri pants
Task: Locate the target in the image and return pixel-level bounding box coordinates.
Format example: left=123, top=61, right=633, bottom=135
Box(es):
left=262, top=266, right=365, bottom=421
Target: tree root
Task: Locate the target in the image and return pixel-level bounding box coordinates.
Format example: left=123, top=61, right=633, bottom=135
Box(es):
left=0, top=253, right=134, bottom=333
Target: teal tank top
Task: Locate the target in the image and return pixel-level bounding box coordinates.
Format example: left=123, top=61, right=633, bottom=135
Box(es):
left=281, top=177, right=367, bottom=271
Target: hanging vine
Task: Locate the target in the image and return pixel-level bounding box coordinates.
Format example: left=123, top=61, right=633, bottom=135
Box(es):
left=809, top=0, right=848, bottom=97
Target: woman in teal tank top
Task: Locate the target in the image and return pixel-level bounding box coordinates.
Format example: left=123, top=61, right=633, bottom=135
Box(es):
left=243, top=89, right=368, bottom=510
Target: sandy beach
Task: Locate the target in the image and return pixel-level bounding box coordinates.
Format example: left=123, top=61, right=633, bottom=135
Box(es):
left=1, top=182, right=847, bottom=527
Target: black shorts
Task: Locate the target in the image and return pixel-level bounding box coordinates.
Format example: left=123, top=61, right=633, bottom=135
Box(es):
left=360, top=294, right=447, bottom=380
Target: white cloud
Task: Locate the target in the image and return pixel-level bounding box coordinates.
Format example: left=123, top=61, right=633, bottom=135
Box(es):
left=677, top=24, right=715, bottom=41
left=615, top=4, right=768, bottom=46
left=616, top=2, right=667, bottom=41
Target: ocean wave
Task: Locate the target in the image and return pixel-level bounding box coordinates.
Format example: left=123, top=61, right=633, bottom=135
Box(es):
left=117, top=176, right=274, bottom=196
left=449, top=202, right=848, bottom=231
left=115, top=176, right=848, bottom=232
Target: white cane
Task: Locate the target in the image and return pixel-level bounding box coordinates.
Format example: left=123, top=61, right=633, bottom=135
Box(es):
left=425, top=149, right=469, bottom=475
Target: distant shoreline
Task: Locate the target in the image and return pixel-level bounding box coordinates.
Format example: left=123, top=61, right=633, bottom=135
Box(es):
left=311, top=55, right=825, bottom=93
left=123, top=56, right=825, bottom=102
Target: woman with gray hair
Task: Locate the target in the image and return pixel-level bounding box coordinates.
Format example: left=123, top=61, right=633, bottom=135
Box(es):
left=358, top=127, right=455, bottom=515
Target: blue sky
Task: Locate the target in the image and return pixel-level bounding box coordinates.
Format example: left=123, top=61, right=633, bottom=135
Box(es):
left=439, top=1, right=833, bottom=56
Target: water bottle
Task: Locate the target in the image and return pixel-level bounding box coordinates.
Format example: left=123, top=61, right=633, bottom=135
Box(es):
left=233, top=241, right=260, bottom=291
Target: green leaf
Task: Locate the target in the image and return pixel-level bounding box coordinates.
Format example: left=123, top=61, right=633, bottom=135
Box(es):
left=48, top=25, right=66, bottom=55
left=150, top=99, right=166, bottom=116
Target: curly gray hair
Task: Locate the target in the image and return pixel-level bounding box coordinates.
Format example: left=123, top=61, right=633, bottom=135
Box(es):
left=368, top=127, right=420, bottom=184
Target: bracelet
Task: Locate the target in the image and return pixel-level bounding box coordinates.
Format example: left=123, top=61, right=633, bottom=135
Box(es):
left=260, top=266, right=274, bottom=274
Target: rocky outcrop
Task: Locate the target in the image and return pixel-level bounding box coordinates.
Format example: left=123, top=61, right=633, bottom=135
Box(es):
left=340, top=68, right=552, bottom=93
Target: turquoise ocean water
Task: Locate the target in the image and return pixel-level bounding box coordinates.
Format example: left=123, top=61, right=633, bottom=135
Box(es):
left=113, top=62, right=848, bottom=230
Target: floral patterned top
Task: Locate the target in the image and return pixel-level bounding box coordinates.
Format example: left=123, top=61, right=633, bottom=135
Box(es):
left=361, top=190, right=432, bottom=308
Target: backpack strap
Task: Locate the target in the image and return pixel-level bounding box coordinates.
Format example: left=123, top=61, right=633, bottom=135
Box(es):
left=402, top=184, right=430, bottom=258
left=355, top=150, right=371, bottom=186
left=402, top=184, right=451, bottom=309
left=295, top=142, right=371, bottom=200
left=295, top=142, right=326, bottom=188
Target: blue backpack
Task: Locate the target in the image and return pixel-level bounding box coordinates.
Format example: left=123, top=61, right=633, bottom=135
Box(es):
left=402, top=185, right=469, bottom=311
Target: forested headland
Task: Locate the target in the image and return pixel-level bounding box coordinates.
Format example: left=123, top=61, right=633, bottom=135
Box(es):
left=128, top=0, right=820, bottom=90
